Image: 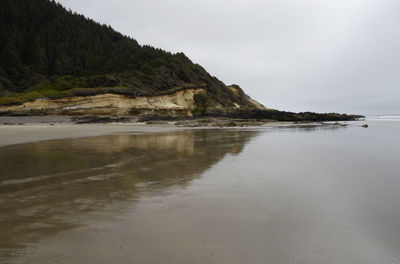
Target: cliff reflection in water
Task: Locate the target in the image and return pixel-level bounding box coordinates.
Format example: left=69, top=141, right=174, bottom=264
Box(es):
left=0, top=129, right=258, bottom=258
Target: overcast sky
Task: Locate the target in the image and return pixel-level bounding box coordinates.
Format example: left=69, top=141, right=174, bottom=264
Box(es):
left=58, top=0, right=400, bottom=115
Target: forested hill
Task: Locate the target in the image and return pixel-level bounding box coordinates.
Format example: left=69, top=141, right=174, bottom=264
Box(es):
left=0, top=0, right=257, bottom=108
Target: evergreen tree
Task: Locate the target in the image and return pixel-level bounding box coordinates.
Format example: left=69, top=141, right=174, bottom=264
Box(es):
left=0, top=0, right=253, bottom=108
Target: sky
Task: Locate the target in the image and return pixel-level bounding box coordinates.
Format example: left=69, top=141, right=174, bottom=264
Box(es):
left=57, top=0, right=400, bottom=115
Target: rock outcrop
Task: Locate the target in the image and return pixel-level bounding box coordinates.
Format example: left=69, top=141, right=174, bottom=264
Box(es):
left=227, top=85, right=266, bottom=110
left=0, top=84, right=268, bottom=116
left=0, top=89, right=206, bottom=116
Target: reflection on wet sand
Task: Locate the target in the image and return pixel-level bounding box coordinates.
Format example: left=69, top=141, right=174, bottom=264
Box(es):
left=3, top=122, right=400, bottom=263
left=0, top=130, right=258, bottom=259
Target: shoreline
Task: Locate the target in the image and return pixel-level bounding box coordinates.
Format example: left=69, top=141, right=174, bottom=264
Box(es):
left=0, top=115, right=361, bottom=147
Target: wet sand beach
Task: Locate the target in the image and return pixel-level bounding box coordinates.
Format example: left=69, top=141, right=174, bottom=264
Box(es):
left=0, top=122, right=183, bottom=147
left=1, top=118, right=400, bottom=263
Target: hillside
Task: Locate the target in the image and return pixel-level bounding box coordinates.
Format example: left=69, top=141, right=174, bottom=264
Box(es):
left=0, top=0, right=264, bottom=115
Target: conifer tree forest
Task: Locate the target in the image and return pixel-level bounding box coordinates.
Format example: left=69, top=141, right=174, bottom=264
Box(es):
left=0, top=0, right=253, bottom=107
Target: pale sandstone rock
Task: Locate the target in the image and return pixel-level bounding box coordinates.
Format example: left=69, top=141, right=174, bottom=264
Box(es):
left=0, top=89, right=206, bottom=115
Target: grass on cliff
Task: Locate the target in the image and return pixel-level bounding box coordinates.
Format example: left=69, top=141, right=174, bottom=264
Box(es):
left=0, top=87, right=134, bottom=106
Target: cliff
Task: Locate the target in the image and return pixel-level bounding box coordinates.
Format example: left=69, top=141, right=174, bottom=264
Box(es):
left=0, top=0, right=359, bottom=121
left=0, top=0, right=264, bottom=114
left=0, top=86, right=265, bottom=116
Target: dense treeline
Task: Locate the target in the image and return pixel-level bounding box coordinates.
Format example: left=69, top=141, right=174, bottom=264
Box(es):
left=0, top=0, right=253, bottom=107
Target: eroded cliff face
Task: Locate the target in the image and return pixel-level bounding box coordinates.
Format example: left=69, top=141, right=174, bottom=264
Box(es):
left=0, top=85, right=267, bottom=116
left=0, top=89, right=206, bottom=115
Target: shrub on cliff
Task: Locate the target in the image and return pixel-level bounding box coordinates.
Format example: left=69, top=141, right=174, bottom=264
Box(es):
left=193, top=93, right=215, bottom=115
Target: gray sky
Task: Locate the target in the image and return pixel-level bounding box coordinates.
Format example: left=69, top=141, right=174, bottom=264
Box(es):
left=58, top=0, right=400, bottom=115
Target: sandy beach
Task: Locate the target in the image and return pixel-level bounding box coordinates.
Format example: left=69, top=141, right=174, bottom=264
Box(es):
left=2, top=118, right=400, bottom=264
left=0, top=115, right=356, bottom=147
left=0, top=122, right=185, bottom=147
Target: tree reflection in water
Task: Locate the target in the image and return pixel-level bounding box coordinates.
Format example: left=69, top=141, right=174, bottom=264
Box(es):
left=0, top=129, right=259, bottom=258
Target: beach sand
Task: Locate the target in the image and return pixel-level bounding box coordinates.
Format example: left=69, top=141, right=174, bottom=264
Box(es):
left=0, top=115, right=348, bottom=147
left=0, top=122, right=186, bottom=147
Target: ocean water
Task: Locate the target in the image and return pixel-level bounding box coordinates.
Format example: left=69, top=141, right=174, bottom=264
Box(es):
left=1, top=118, right=400, bottom=263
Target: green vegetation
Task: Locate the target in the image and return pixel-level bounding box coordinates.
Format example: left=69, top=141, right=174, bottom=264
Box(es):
left=193, top=93, right=215, bottom=115
left=0, top=0, right=257, bottom=109
left=129, top=107, right=140, bottom=115
left=0, top=86, right=134, bottom=106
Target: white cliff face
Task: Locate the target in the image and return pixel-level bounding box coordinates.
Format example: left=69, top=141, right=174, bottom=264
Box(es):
left=0, top=89, right=206, bottom=115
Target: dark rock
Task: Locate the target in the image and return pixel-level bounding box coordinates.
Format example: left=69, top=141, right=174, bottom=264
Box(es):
left=72, top=116, right=132, bottom=124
